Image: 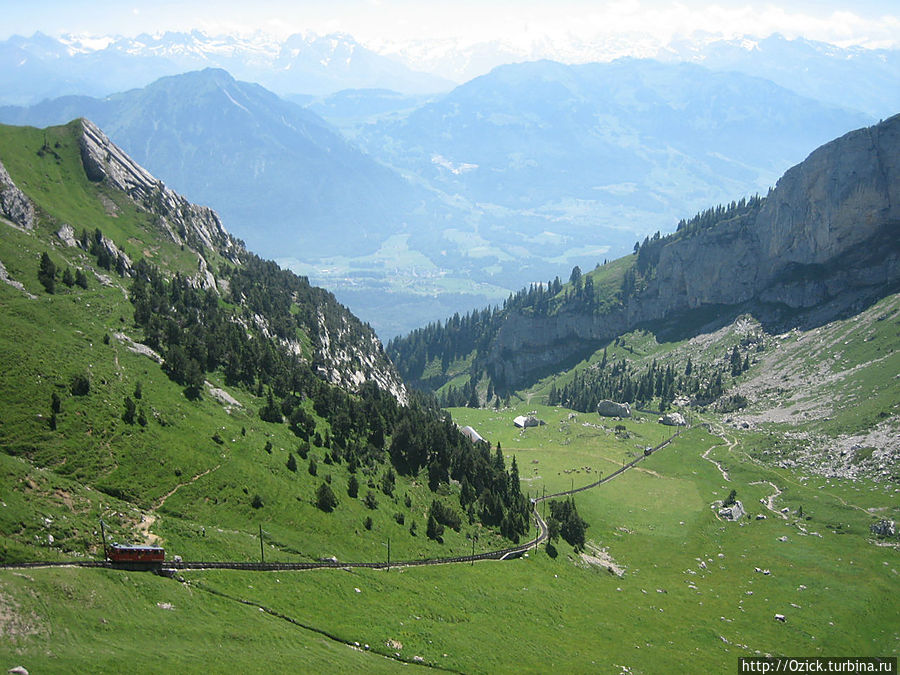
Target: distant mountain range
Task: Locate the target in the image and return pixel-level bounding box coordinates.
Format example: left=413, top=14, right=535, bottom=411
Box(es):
left=4, top=30, right=898, bottom=120
left=355, top=58, right=872, bottom=284
left=0, top=57, right=876, bottom=338
left=0, top=30, right=453, bottom=106
left=377, top=33, right=900, bottom=118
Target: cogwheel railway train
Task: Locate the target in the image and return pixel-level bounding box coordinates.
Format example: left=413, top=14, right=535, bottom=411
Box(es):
left=100, top=519, right=166, bottom=568
left=105, top=543, right=166, bottom=565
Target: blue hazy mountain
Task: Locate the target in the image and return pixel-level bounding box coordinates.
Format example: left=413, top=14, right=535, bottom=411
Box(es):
left=359, top=58, right=872, bottom=222
left=0, top=68, right=431, bottom=258
left=661, top=34, right=900, bottom=119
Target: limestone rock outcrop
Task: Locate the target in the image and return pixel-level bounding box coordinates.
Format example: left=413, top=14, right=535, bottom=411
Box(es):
left=0, top=158, right=34, bottom=230
left=487, top=115, right=900, bottom=389
left=74, top=118, right=407, bottom=405
left=718, top=500, right=745, bottom=521
left=79, top=118, right=236, bottom=269
left=659, top=412, right=686, bottom=426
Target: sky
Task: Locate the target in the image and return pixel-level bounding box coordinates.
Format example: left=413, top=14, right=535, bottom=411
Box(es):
left=3, top=0, right=899, bottom=50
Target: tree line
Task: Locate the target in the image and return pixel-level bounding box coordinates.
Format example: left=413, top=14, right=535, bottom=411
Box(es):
left=548, top=343, right=754, bottom=413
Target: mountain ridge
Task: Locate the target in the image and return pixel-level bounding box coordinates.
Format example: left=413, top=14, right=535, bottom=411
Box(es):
left=0, top=116, right=408, bottom=401
left=0, top=68, right=430, bottom=261
left=0, top=60, right=876, bottom=339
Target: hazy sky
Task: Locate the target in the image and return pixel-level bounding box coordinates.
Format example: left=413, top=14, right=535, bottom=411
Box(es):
left=4, top=0, right=899, bottom=49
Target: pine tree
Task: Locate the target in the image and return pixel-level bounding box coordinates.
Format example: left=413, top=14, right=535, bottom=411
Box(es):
left=122, top=396, right=136, bottom=424
left=730, top=346, right=743, bottom=377
left=364, top=490, right=378, bottom=510
left=316, top=482, right=338, bottom=512
left=38, top=252, right=56, bottom=293
left=426, top=512, right=444, bottom=541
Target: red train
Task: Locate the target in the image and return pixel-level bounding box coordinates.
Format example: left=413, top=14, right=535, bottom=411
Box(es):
left=105, top=543, right=165, bottom=564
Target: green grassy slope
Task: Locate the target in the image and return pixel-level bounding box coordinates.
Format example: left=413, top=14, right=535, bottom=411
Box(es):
left=3, top=405, right=896, bottom=673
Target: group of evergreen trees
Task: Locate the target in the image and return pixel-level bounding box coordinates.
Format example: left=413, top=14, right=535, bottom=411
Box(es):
left=387, top=271, right=602, bottom=394
left=389, top=411, right=531, bottom=542
left=548, top=343, right=753, bottom=413
left=546, top=498, right=588, bottom=551
left=674, top=195, right=764, bottom=238
left=37, top=251, right=89, bottom=294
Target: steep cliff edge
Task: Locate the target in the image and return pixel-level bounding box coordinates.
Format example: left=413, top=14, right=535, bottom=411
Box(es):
left=487, top=115, right=900, bottom=388
left=77, top=118, right=408, bottom=403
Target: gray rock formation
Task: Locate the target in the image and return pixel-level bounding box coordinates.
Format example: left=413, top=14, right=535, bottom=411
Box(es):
left=718, top=500, right=745, bottom=521
left=659, top=412, right=687, bottom=426
left=0, top=158, right=34, bottom=230
left=76, top=118, right=407, bottom=404
left=486, top=115, right=900, bottom=388
left=513, top=415, right=544, bottom=428
left=57, top=224, right=78, bottom=247
left=0, top=258, right=35, bottom=298
left=597, top=400, right=631, bottom=418
left=79, top=118, right=236, bottom=269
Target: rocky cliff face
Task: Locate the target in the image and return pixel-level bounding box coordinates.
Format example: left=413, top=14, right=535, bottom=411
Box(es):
left=75, top=118, right=407, bottom=403
left=651, top=114, right=900, bottom=313
left=79, top=118, right=236, bottom=272
left=488, top=115, right=900, bottom=388
left=0, top=157, right=34, bottom=230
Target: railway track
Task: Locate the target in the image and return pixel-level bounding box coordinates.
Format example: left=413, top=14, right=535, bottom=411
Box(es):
left=1, top=431, right=678, bottom=573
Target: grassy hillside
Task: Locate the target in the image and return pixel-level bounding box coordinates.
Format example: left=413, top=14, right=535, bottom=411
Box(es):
left=0, top=119, right=529, bottom=568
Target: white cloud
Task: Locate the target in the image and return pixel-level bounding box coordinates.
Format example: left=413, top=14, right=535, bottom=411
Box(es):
left=3, top=0, right=898, bottom=49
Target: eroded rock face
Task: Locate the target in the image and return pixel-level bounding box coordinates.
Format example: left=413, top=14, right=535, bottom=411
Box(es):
left=718, top=500, right=745, bottom=521
left=78, top=118, right=235, bottom=266
left=77, top=118, right=407, bottom=405
left=487, top=115, right=900, bottom=389
left=0, top=158, right=35, bottom=230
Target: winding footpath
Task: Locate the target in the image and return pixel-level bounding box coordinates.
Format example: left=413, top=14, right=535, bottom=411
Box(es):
left=702, top=422, right=733, bottom=482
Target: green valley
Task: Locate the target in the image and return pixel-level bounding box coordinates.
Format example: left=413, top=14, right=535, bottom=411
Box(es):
left=1, top=114, right=898, bottom=674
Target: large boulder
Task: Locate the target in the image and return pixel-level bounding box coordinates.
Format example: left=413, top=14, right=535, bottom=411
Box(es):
left=597, top=400, right=631, bottom=418
left=718, top=500, right=745, bottom=521
left=0, top=159, right=35, bottom=230
left=659, top=412, right=686, bottom=426
left=513, top=415, right=544, bottom=428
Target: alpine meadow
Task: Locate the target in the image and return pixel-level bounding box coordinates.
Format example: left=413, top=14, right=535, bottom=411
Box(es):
left=1, top=7, right=899, bottom=675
